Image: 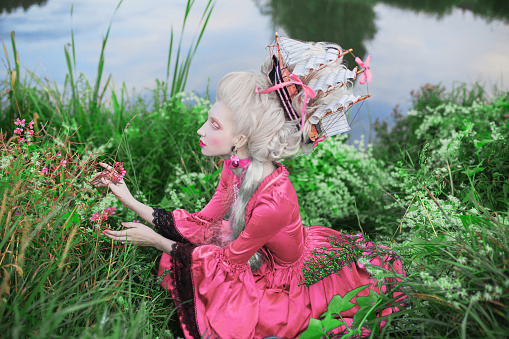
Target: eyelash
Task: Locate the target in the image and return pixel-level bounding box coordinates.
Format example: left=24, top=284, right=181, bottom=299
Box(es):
left=210, top=119, right=219, bottom=129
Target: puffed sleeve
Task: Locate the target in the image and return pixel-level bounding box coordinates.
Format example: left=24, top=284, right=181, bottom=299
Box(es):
left=158, top=189, right=296, bottom=338
left=152, top=163, right=232, bottom=244
left=223, top=190, right=295, bottom=264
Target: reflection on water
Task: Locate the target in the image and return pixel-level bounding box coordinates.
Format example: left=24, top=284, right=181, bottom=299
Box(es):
left=255, top=0, right=509, bottom=68
left=252, top=0, right=509, bottom=139
left=1, top=0, right=508, bottom=142
left=255, top=0, right=376, bottom=68
left=381, top=0, right=509, bottom=23
left=1, top=0, right=47, bottom=14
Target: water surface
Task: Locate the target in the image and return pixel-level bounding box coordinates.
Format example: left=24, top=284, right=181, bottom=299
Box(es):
left=1, top=0, right=508, bottom=140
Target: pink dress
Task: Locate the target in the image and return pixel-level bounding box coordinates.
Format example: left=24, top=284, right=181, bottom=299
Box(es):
left=153, top=161, right=406, bottom=339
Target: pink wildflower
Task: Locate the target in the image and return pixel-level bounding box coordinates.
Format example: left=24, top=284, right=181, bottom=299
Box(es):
left=42, top=167, right=49, bottom=174
left=28, top=120, right=35, bottom=129
left=28, top=130, right=34, bottom=135
left=91, top=206, right=117, bottom=223
left=110, top=162, right=127, bottom=182
left=60, top=160, right=67, bottom=167
left=18, top=137, right=26, bottom=144
left=14, top=118, right=25, bottom=127
left=90, top=212, right=101, bottom=222
left=14, top=128, right=23, bottom=135
left=56, top=153, right=61, bottom=158
left=103, top=206, right=117, bottom=217
left=133, top=220, right=140, bottom=223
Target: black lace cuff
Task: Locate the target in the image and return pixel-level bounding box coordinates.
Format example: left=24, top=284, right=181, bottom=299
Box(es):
left=170, top=242, right=201, bottom=339
left=152, top=208, right=189, bottom=243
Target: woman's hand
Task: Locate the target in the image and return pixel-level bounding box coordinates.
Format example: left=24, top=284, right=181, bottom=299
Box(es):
left=103, top=222, right=159, bottom=247
left=90, top=162, right=136, bottom=209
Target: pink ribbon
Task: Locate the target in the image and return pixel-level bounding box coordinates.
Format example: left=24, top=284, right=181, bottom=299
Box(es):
left=224, top=157, right=251, bottom=177
left=255, top=73, right=316, bottom=131
left=312, top=135, right=327, bottom=151
left=355, top=54, right=372, bottom=85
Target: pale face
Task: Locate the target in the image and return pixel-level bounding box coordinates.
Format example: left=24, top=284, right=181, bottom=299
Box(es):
left=197, top=101, right=243, bottom=159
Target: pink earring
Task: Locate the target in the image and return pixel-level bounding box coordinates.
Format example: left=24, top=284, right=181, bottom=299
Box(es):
left=230, top=145, right=240, bottom=168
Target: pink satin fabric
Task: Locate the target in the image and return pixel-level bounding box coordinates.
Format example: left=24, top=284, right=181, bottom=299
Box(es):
left=159, top=162, right=406, bottom=338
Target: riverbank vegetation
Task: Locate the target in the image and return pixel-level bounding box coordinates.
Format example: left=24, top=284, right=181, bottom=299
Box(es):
left=1, top=7, right=508, bottom=339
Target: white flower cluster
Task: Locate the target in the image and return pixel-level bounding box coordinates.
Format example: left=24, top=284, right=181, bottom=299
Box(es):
left=169, top=189, right=182, bottom=209
left=489, top=121, right=504, bottom=141
left=62, top=122, right=78, bottom=133
left=176, top=91, right=212, bottom=111
left=164, top=165, right=208, bottom=210
left=0, top=155, right=13, bottom=170
left=91, top=193, right=119, bottom=214
left=195, top=197, right=206, bottom=210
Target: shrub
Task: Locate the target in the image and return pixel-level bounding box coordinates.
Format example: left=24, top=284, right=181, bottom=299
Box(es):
left=286, top=134, right=395, bottom=233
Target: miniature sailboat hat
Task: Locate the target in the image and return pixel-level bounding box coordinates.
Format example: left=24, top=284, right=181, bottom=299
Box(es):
left=255, top=33, right=372, bottom=149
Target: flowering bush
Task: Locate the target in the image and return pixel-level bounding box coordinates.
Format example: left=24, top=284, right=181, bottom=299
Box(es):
left=0, top=117, right=172, bottom=337
left=367, top=85, right=509, bottom=337
left=287, top=134, right=395, bottom=233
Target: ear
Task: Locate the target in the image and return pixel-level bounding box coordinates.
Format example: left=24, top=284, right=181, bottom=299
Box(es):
left=235, top=135, right=248, bottom=149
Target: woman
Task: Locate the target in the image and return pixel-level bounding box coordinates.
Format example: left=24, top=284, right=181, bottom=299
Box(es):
left=91, top=36, right=405, bottom=338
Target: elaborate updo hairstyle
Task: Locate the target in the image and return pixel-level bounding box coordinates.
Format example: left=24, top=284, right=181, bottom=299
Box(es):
left=217, top=72, right=300, bottom=270
left=217, top=40, right=356, bottom=271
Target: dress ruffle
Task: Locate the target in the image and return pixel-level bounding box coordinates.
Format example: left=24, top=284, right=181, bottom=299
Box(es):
left=159, top=226, right=406, bottom=339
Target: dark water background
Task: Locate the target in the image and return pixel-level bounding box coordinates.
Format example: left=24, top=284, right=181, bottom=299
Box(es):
left=1, top=0, right=508, bottom=141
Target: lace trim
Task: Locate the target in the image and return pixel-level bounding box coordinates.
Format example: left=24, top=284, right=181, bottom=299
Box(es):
left=169, top=242, right=201, bottom=339
left=152, top=208, right=189, bottom=243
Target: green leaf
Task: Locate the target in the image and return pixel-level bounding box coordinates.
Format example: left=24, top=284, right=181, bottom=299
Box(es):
left=325, top=284, right=370, bottom=316
left=62, top=212, right=80, bottom=228
left=462, top=166, right=484, bottom=176
left=299, top=318, right=325, bottom=339
left=459, top=215, right=483, bottom=228
left=321, top=313, right=343, bottom=332
left=159, top=196, right=172, bottom=209
left=474, top=139, right=492, bottom=148
left=352, top=290, right=380, bottom=331
left=356, top=289, right=379, bottom=308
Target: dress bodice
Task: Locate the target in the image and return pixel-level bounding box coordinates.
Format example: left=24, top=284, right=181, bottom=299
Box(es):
left=238, top=161, right=304, bottom=265
left=152, top=161, right=305, bottom=266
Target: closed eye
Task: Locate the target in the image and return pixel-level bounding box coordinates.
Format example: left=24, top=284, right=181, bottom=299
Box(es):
left=210, top=118, right=220, bottom=129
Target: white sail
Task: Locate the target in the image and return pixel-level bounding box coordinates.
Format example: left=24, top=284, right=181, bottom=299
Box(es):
left=321, top=110, right=351, bottom=136
left=278, top=37, right=312, bottom=66
left=307, top=68, right=357, bottom=93
left=309, top=94, right=360, bottom=124
left=292, top=51, right=339, bottom=76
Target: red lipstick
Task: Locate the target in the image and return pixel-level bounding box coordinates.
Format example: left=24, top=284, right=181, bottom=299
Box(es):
left=200, top=140, right=206, bottom=147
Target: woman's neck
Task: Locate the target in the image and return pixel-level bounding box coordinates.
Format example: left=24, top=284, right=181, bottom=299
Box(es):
left=230, top=160, right=277, bottom=180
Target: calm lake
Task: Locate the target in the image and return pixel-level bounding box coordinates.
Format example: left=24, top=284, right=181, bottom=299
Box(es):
left=1, top=0, right=509, bottom=141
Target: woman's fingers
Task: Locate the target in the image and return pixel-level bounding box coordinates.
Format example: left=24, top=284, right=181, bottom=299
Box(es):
left=104, top=229, right=127, bottom=237
left=90, top=163, right=121, bottom=187
left=121, top=222, right=138, bottom=228
left=98, top=162, right=113, bottom=170
left=103, top=230, right=130, bottom=242
left=90, top=176, right=109, bottom=187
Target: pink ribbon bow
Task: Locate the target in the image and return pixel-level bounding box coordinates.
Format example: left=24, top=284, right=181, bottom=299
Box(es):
left=255, top=73, right=316, bottom=131
left=312, top=135, right=327, bottom=151
left=355, top=54, right=372, bottom=85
